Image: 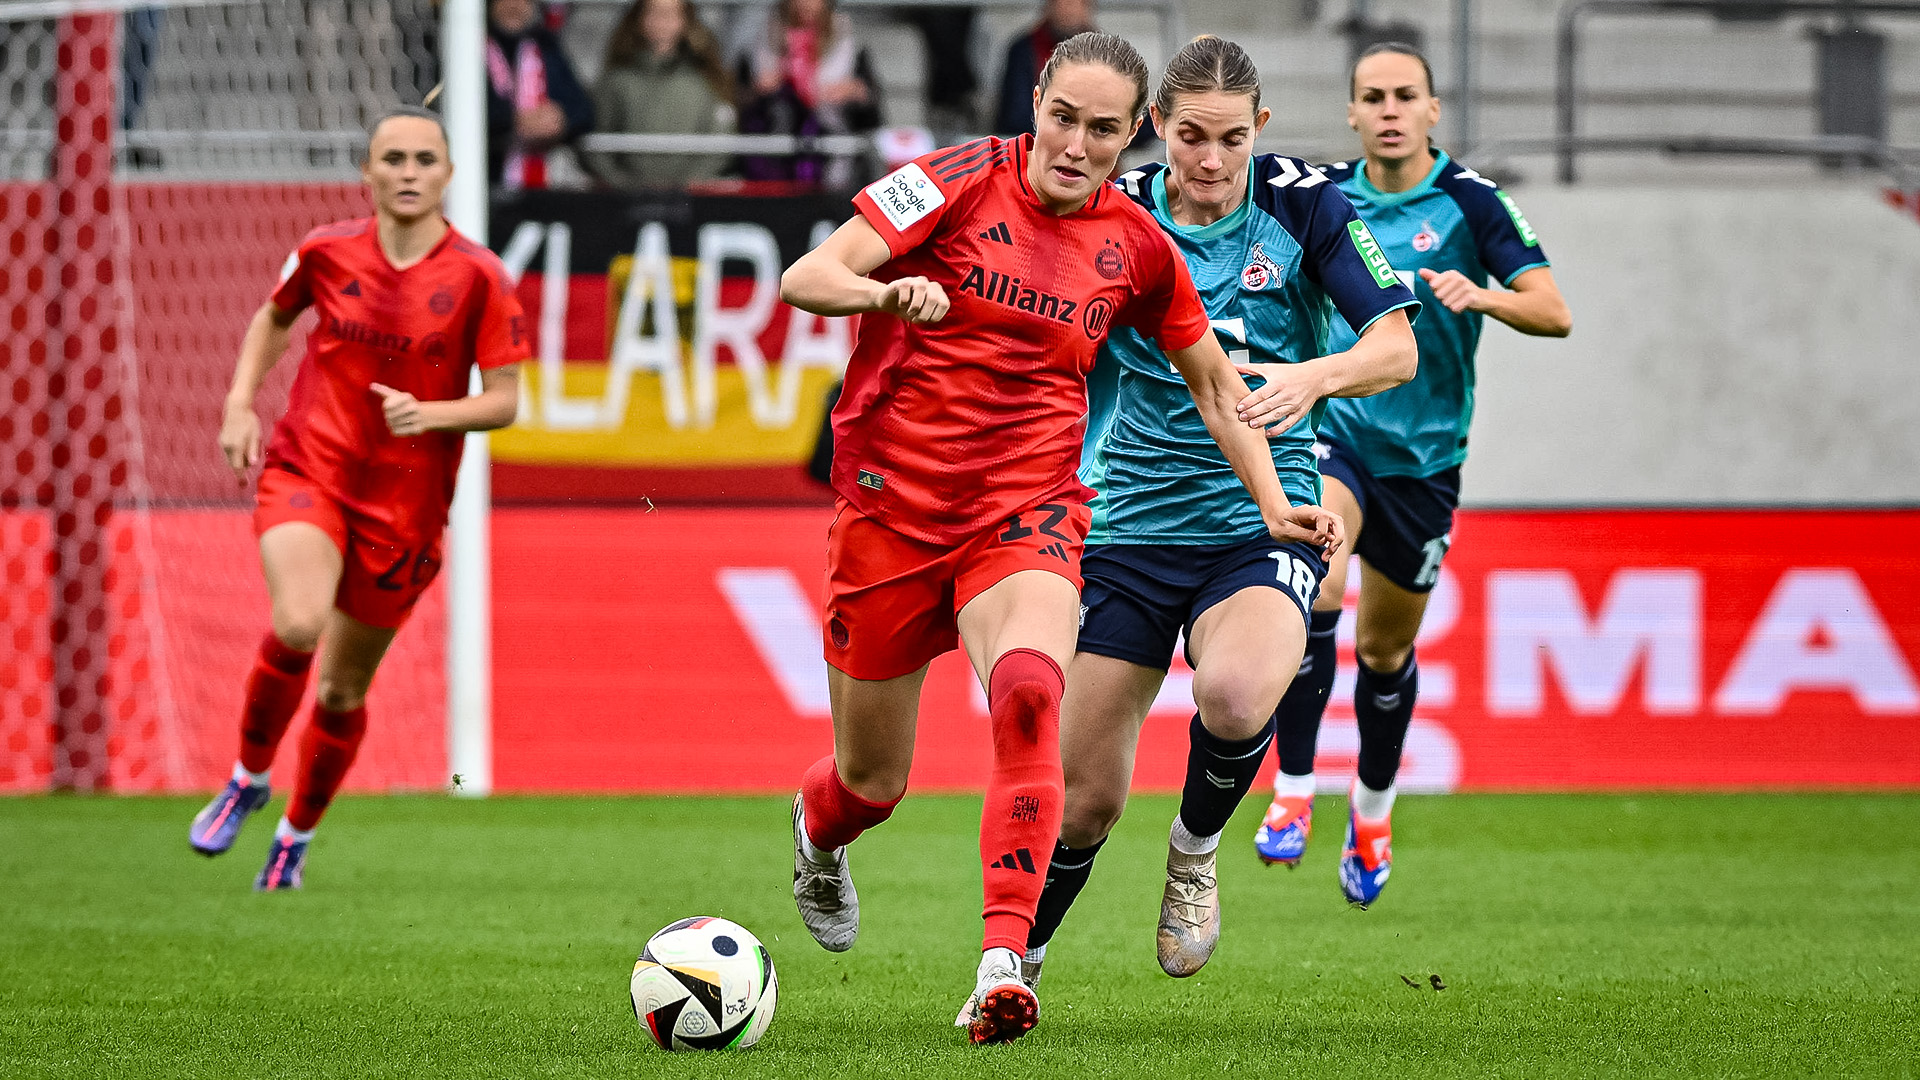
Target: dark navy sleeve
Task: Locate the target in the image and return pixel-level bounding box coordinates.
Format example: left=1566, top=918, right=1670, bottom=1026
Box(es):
left=1258, top=156, right=1420, bottom=335
left=1435, top=164, right=1550, bottom=286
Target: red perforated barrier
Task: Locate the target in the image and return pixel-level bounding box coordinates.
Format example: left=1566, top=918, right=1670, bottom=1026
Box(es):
left=3, top=175, right=427, bottom=792
left=103, top=510, right=448, bottom=793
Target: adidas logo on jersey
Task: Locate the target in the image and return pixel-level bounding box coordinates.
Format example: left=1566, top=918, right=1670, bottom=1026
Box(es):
left=990, top=848, right=1037, bottom=874
left=342, top=279, right=362, bottom=297
left=978, top=221, right=1013, bottom=245
left=1038, top=542, right=1068, bottom=562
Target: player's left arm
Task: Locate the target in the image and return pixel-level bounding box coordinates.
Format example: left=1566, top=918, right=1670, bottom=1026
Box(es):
left=371, top=366, right=518, bottom=436
left=1428, top=179, right=1572, bottom=336
left=1168, top=333, right=1342, bottom=557
left=1420, top=264, right=1571, bottom=337
left=1236, top=181, right=1421, bottom=430
left=1234, top=308, right=1416, bottom=432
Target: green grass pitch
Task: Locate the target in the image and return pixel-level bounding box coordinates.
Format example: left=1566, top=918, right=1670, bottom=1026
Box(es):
left=3, top=792, right=1916, bottom=1078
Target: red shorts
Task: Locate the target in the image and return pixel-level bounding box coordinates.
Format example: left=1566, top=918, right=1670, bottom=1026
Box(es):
left=253, top=466, right=443, bottom=630
left=823, top=496, right=1092, bottom=681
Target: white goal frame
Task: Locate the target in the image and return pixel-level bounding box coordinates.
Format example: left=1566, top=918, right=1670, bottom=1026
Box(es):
left=443, top=0, right=491, bottom=798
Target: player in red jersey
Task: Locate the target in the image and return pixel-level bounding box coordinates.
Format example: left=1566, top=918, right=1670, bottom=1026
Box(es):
left=188, top=107, right=527, bottom=890
left=779, top=32, right=1342, bottom=1043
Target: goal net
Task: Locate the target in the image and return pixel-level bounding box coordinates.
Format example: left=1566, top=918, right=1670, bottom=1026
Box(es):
left=1, top=0, right=452, bottom=792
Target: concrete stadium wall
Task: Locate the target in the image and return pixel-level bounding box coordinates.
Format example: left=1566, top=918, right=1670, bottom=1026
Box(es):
left=1461, top=181, right=1920, bottom=505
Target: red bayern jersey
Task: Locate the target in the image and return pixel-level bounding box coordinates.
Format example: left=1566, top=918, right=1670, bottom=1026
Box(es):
left=264, top=218, right=528, bottom=539
left=838, top=135, right=1211, bottom=545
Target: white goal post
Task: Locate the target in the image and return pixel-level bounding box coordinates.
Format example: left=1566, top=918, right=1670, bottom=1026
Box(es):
left=443, top=0, right=491, bottom=798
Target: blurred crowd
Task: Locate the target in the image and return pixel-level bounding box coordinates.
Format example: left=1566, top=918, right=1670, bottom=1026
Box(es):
left=481, top=0, right=1107, bottom=192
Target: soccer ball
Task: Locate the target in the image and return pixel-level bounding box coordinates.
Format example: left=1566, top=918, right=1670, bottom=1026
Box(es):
left=629, top=917, right=778, bottom=1051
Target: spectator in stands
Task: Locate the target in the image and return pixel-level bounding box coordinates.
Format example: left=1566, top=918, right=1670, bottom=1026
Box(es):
left=486, top=0, right=595, bottom=189
left=993, top=0, right=1096, bottom=136
left=588, top=0, right=736, bottom=189
left=738, top=0, right=880, bottom=184
left=121, top=7, right=165, bottom=168
left=899, top=8, right=981, bottom=138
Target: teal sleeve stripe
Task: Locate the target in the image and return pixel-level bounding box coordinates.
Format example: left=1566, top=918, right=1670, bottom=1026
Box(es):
left=1500, top=260, right=1552, bottom=288
left=1352, top=297, right=1421, bottom=337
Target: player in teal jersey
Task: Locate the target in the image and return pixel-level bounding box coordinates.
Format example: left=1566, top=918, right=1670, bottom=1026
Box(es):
left=1254, top=42, right=1572, bottom=906
left=1016, top=36, right=1419, bottom=988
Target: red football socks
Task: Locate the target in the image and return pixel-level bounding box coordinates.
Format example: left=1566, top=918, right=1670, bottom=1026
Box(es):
left=237, top=632, right=315, bottom=774
left=800, top=755, right=901, bottom=852
left=286, top=704, right=367, bottom=832
left=979, top=648, right=1066, bottom=954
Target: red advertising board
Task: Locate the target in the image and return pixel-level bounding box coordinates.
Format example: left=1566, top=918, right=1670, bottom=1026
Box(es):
left=9, top=506, right=1914, bottom=794
left=491, top=507, right=1920, bottom=793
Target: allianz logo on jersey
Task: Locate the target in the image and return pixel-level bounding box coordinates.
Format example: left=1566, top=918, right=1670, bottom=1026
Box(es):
left=955, top=265, right=1081, bottom=325
left=327, top=315, right=417, bottom=355
left=1240, top=243, right=1282, bottom=290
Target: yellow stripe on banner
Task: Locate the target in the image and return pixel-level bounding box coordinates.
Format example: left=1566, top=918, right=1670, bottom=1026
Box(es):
left=492, top=364, right=839, bottom=467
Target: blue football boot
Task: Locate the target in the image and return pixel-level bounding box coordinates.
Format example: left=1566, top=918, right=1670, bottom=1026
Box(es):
left=188, top=778, right=271, bottom=856
left=1253, top=795, right=1314, bottom=866
left=254, top=834, right=308, bottom=891
left=1338, top=806, right=1392, bottom=908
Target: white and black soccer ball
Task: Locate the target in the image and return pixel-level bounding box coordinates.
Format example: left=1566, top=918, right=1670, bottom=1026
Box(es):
left=629, top=917, right=777, bottom=1051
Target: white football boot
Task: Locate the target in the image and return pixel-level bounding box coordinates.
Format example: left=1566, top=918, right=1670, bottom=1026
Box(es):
left=1156, top=843, right=1220, bottom=977
left=791, top=794, right=858, bottom=952
left=953, top=947, right=1039, bottom=1044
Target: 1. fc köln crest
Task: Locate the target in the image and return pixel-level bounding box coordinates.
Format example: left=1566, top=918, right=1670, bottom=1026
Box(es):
left=1241, top=243, right=1282, bottom=290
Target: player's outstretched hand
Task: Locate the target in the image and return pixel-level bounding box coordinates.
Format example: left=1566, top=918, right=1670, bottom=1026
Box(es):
left=1419, top=268, right=1486, bottom=314
left=218, top=401, right=262, bottom=487
left=876, top=276, right=950, bottom=323
left=1266, top=503, right=1344, bottom=560
left=1234, top=362, right=1327, bottom=436
left=370, top=382, right=429, bottom=436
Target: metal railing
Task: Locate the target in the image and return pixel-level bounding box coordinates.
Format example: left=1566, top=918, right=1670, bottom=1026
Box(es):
left=1556, top=0, right=1920, bottom=181
left=1485, top=131, right=1920, bottom=187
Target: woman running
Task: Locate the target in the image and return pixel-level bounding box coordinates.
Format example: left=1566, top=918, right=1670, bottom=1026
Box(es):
left=189, top=107, right=526, bottom=891
left=778, top=31, right=1337, bottom=1043
left=1018, top=35, right=1420, bottom=986
left=1257, top=41, right=1571, bottom=907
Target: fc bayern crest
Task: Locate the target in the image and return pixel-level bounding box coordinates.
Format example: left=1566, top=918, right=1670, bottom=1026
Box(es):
left=1094, top=242, right=1125, bottom=280
left=1412, top=224, right=1440, bottom=253
left=428, top=286, right=456, bottom=315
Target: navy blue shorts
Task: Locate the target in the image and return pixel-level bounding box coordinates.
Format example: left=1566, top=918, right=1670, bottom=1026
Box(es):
left=1077, top=536, right=1328, bottom=672
left=1315, top=436, right=1461, bottom=594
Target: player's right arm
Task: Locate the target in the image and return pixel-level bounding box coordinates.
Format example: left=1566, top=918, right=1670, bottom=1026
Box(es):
left=778, top=215, right=949, bottom=323
left=219, top=300, right=303, bottom=486
left=783, top=147, right=997, bottom=322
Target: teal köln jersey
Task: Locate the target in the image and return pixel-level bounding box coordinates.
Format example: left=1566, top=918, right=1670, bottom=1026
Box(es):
left=1318, top=149, right=1550, bottom=479
left=1084, top=155, right=1420, bottom=544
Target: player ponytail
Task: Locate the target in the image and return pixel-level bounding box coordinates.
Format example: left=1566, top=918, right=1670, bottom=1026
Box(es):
left=1155, top=35, right=1262, bottom=119
left=1038, top=31, right=1151, bottom=120
left=1350, top=41, right=1434, bottom=99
